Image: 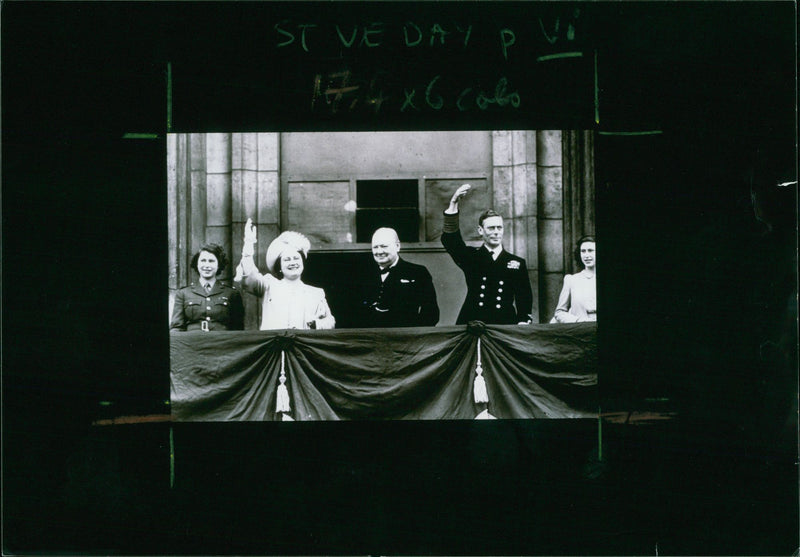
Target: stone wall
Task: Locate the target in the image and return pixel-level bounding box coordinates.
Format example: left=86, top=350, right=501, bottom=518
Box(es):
left=167, top=133, right=280, bottom=328
left=167, top=130, right=594, bottom=325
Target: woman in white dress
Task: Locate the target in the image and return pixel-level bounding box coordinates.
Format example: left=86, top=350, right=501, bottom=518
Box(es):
left=551, top=236, right=597, bottom=323
left=237, top=218, right=335, bottom=330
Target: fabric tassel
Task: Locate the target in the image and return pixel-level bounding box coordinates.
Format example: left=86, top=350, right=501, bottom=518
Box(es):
left=475, top=409, right=497, bottom=419
left=276, top=350, right=291, bottom=414
left=473, top=371, right=489, bottom=403
left=276, top=381, right=291, bottom=413
left=473, top=337, right=489, bottom=404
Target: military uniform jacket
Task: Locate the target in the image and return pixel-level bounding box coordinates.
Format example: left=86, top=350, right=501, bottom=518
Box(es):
left=360, top=258, right=440, bottom=328
left=170, top=281, right=244, bottom=331
left=442, top=214, right=533, bottom=325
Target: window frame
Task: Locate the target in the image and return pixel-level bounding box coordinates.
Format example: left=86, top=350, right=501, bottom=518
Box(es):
left=281, top=171, right=490, bottom=253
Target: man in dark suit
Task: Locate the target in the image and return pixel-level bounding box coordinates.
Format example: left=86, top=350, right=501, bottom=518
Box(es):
left=442, top=184, right=533, bottom=325
left=359, top=227, right=440, bottom=328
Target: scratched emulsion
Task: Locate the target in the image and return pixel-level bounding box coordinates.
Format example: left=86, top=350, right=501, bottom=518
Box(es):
left=166, top=61, right=173, bottom=133
left=594, top=49, right=599, bottom=124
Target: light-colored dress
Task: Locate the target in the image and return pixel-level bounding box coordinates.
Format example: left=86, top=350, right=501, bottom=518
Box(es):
left=552, top=270, right=596, bottom=323
left=242, top=272, right=335, bottom=331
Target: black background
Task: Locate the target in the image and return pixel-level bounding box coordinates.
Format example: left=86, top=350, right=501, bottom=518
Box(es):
left=3, top=2, right=797, bottom=555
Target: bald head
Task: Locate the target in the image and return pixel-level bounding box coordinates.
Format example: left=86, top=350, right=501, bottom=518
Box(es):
left=371, top=227, right=400, bottom=269
left=372, top=227, right=399, bottom=244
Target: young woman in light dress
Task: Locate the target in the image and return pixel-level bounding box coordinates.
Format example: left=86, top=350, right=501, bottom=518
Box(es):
left=551, top=236, right=596, bottom=323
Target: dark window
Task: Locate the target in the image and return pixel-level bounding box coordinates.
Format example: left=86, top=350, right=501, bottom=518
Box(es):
left=355, top=179, right=419, bottom=243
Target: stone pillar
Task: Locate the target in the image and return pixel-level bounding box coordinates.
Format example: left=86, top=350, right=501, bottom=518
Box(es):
left=187, top=133, right=208, bottom=284
left=562, top=130, right=596, bottom=274
left=256, top=132, right=281, bottom=263
left=512, top=131, right=540, bottom=322
left=167, top=132, right=282, bottom=329
left=167, top=133, right=190, bottom=320
left=167, top=133, right=184, bottom=292
left=492, top=130, right=541, bottom=322
left=492, top=130, right=514, bottom=230
left=205, top=133, right=232, bottom=273
left=536, top=130, right=564, bottom=323
left=228, top=132, right=280, bottom=329
left=231, top=133, right=259, bottom=262
left=167, top=133, right=215, bottom=319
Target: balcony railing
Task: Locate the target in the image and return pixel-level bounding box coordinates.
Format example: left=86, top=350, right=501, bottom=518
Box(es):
left=170, top=322, right=597, bottom=421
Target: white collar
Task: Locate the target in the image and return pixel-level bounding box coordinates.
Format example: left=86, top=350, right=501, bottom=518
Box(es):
left=484, top=245, right=503, bottom=259
left=380, top=258, right=400, bottom=274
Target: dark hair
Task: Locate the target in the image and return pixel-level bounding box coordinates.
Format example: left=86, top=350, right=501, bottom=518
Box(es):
left=573, top=235, right=596, bottom=269
left=271, top=250, right=307, bottom=277
left=191, top=243, right=228, bottom=276
left=478, top=209, right=503, bottom=227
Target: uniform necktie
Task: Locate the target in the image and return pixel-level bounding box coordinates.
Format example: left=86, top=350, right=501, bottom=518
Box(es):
left=205, top=283, right=212, bottom=292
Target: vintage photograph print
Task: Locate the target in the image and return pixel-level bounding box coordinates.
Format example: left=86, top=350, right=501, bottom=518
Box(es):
left=167, top=130, right=598, bottom=420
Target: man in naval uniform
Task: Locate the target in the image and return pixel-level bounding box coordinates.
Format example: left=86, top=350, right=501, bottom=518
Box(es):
left=359, top=227, right=440, bottom=328
left=441, top=184, right=533, bottom=325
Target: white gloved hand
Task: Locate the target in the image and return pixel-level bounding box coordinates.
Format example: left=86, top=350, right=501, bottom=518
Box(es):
left=242, top=218, right=257, bottom=257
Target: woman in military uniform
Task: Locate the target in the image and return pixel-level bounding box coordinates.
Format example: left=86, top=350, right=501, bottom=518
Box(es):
left=170, top=243, right=244, bottom=331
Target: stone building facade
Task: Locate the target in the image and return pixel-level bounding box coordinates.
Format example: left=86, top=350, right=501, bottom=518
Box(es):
left=167, top=130, right=594, bottom=327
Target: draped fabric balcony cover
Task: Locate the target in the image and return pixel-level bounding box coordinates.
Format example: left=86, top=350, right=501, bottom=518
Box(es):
left=170, top=323, right=597, bottom=421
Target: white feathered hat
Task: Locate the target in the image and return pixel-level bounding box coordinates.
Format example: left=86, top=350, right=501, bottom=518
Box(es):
left=266, top=231, right=312, bottom=273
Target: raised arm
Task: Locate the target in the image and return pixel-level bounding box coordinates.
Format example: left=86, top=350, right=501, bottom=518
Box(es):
left=445, top=183, right=471, bottom=215
left=238, top=218, right=267, bottom=297
left=441, top=184, right=472, bottom=268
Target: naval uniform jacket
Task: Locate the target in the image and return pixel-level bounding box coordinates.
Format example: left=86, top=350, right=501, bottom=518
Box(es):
left=441, top=212, right=533, bottom=325
left=170, top=281, right=244, bottom=331
left=360, top=257, right=440, bottom=328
